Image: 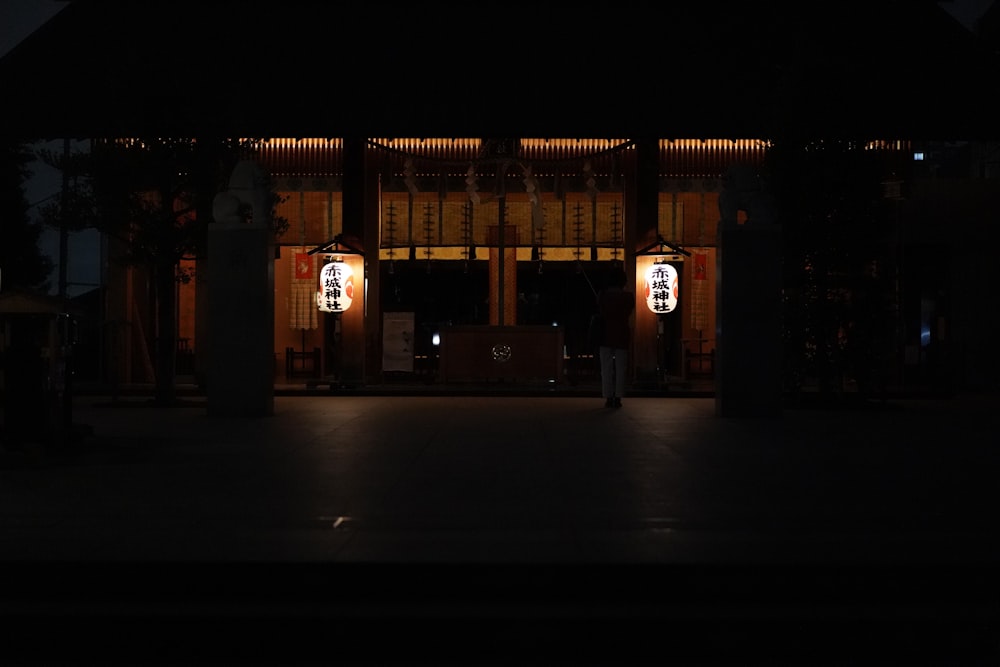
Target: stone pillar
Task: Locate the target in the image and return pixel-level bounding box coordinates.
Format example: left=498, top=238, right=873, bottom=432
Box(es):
left=207, top=161, right=275, bottom=417
left=714, top=165, right=782, bottom=417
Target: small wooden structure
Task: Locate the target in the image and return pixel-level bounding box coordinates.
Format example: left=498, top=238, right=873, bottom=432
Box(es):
left=0, top=289, right=78, bottom=445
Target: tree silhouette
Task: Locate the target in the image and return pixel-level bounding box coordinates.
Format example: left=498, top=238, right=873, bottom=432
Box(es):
left=0, top=140, right=53, bottom=292
left=765, top=138, right=898, bottom=400
left=38, top=138, right=287, bottom=404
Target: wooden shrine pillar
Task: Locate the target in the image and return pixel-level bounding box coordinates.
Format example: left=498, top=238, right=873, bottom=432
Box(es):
left=488, top=224, right=518, bottom=326
left=629, top=137, right=662, bottom=388
left=339, top=137, right=371, bottom=386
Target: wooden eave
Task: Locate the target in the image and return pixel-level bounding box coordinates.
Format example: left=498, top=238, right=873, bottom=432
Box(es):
left=1, top=1, right=996, bottom=141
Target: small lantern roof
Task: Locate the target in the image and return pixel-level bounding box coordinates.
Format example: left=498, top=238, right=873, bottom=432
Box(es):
left=635, top=235, right=691, bottom=257
left=308, top=234, right=364, bottom=257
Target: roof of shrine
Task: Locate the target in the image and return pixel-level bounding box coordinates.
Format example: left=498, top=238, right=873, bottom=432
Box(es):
left=2, top=0, right=998, bottom=140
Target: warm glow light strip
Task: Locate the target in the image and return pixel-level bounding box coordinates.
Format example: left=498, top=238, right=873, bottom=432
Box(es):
left=864, top=140, right=909, bottom=151
left=252, top=137, right=909, bottom=180
left=661, top=139, right=767, bottom=150
left=370, top=138, right=630, bottom=151
left=264, top=137, right=779, bottom=158
left=256, top=138, right=342, bottom=149
left=124, top=137, right=906, bottom=154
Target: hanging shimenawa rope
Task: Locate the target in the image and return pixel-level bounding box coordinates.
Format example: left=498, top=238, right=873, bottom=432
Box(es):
left=521, top=163, right=544, bottom=231
left=465, top=164, right=480, bottom=204
left=403, top=158, right=418, bottom=196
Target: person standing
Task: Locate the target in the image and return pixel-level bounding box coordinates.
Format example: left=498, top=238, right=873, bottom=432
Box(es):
left=597, top=266, right=634, bottom=408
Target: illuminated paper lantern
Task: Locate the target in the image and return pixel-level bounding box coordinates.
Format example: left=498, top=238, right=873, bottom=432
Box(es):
left=643, top=262, right=679, bottom=314
left=316, top=260, right=354, bottom=312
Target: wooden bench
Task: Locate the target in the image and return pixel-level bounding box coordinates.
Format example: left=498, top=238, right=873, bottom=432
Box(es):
left=285, top=346, right=322, bottom=378
left=682, top=338, right=715, bottom=379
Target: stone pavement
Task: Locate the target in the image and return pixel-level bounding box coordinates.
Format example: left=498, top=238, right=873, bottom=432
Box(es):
left=2, top=391, right=998, bottom=664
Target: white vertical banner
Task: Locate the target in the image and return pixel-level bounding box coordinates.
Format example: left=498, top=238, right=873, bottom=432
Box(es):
left=382, top=311, right=414, bottom=372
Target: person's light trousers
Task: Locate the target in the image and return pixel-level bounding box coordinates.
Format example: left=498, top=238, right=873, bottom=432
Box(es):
left=599, top=345, right=628, bottom=399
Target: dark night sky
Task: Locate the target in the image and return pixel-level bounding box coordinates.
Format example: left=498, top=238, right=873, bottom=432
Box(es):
left=0, top=0, right=66, bottom=57
left=2, top=0, right=994, bottom=57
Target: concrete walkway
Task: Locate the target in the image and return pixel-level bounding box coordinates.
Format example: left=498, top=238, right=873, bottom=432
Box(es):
left=2, top=392, right=998, bottom=664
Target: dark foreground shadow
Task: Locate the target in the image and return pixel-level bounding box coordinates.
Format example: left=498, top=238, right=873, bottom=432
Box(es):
left=3, top=561, right=998, bottom=664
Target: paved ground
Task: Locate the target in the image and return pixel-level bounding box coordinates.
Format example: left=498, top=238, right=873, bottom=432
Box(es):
left=2, top=391, right=998, bottom=664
